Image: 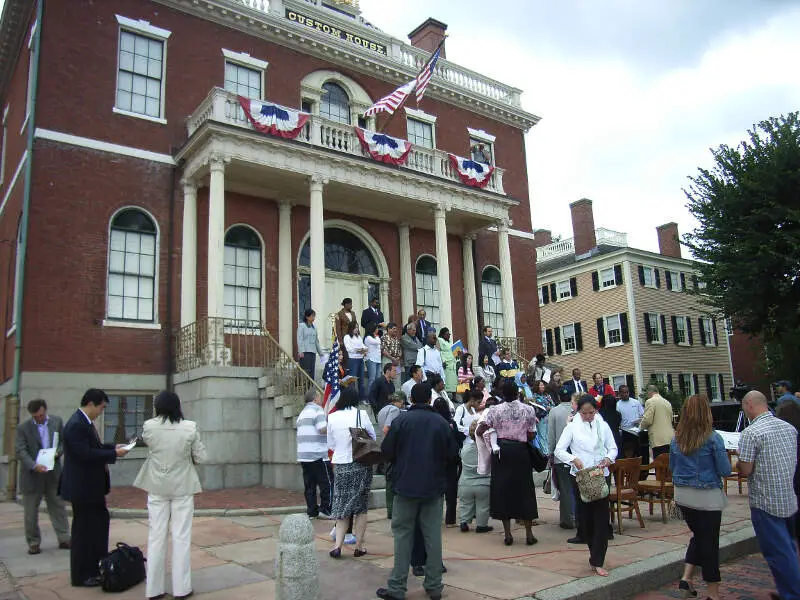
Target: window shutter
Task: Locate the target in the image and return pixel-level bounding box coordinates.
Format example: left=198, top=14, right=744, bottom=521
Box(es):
left=691, top=274, right=698, bottom=289
left=597, top=318, right=606, bottom=347
left=626, top=374, right=635, bottom=395
left=542, top=285, right=550, bottom=304
left=698, top=318, right=706, bottom=345
left=638, top=265, right=645, bottom=286
left=554, top=327, right=562, bottom=355
left=686, top=317, right=693, bottom=345
left=574, top=322, right=583, bottom=351
left=614, top=264, right=623, bottom=285
left=711, top=318, right=718, bottom=346
left=660, top=314, right=667, bottom=341
left=671, top=316, right=679, bottom=344
left=620, top=312, right=630, bottom=343
left=666, top=271, right=673, bottom=290
left=718, top=374, right=725, bottom=399
left=666, top=373, right=673, bottom=392
left=654, top=268, right=661, bottom=288
left=570, top=277, right=578, bottom=297
left=592, top=271, right=600, bottom=291
left=545, top=329, right=554, bottom=356
left=680, top=273, right=686, bottom=290
left=550, top=283, right=557, bottom=301
left=679, top=375, right=687, bottom=397
left=692, top=374, right=699, bottom=395
left=705, top=374, right=713, bottom=397
left=644, top=313, right=652, bottom=342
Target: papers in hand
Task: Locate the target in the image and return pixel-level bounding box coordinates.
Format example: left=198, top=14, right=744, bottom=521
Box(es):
left=715, top=430, right=740, bottom=451
left=120, top=437, right=139, bottom=452
left=35, top=448, right=56, bottom=471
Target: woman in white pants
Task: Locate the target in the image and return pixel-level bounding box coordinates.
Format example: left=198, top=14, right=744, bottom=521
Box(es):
left=134, top=391, right=207, bottom=600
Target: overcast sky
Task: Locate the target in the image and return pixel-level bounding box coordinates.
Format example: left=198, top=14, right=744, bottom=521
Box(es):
left=360, top=0, right=800, bottom=253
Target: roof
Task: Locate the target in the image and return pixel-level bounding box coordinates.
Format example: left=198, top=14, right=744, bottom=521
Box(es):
left=0, top=0, right=34, bottom=102
left=537, top=244, right=700, bottom=279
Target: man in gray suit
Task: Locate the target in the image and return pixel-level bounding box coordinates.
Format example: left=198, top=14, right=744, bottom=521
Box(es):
left=15, top=399, right=70, bottom=555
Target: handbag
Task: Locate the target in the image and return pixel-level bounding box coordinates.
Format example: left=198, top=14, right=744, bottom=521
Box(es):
left=542, top=469, right=552, bottom=495
left=98, top=542, right=146, bottom=592
left=575, top=466, right=610, bottom=502
left=350, top=409, right=383, bottom=465
left=529, top=439, right=548, bottom=473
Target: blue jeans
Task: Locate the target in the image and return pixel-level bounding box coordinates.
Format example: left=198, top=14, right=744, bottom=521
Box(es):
left=750, top=508, right=800, bottom=600
left=366, top=360, right=381, bottom=400
left=348, top=358, right=365, bottom=401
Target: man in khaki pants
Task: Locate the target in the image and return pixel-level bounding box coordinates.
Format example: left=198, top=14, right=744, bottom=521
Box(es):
left=15, top=399, right=70, bottom=554
left=640, top=385, right=675, bottom=460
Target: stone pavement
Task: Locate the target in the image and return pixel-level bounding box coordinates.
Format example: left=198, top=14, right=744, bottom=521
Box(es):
left=0, top=486, right=757, bottom=600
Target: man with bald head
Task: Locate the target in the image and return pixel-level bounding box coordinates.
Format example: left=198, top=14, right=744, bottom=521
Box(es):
left=737, top=391, right=799, bottom=600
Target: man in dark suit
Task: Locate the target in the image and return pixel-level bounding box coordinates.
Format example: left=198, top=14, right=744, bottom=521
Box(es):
left=15, top=399, right=70, bottom=555
left=59, top=389, right=129, bottom=587
left=477, top=326, right=498, bottom=366
left=361, top=297, right=386, bottom=334
left=415, top=308, right=431, bottom=345
left=562, top=368, right=588, bottom=397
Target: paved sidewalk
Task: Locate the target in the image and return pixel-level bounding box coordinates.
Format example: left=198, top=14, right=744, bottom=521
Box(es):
left=106, top=486, right=305, bottom=511
left=0, top=487, right=757, bottom=600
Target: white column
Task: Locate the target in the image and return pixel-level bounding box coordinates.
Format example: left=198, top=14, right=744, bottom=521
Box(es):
left=434, top=205, right=453, bottom=330
left=278, top=201, right=293, bottom=354
left=398, top=223, right=413, bottom=322
left=497, top=219, right=517, bottom=337
left=462, top=235, right=479, bottom=355
left=309, top=176, right=326, bottom=322
left=180, top=180, right=197, bottom=327
left=207, top=157, right=226, bottom=321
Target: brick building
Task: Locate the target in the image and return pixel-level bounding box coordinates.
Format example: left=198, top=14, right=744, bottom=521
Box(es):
left=0, top=0, right=540, bottom=489
left=535, top=199, right=734, bottom=401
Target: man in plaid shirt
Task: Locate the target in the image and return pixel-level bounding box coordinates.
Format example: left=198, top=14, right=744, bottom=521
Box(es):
left=738, top=391, right=800, bottom=600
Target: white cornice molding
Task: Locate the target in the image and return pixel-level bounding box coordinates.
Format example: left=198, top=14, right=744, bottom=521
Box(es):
left=115, top=14, right=172, bottom=39
left=537, top=247, right=699, bottom=283
left=467, top=127, right=496, bottom=143
left=222, top=48, right=269, bottom=70
left=34, top=128, right=176, bottom=165
left=404, top=106, right=437, bottom=124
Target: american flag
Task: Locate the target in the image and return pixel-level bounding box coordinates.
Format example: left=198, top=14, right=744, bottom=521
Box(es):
left=415, top=45, right=442, bottom=104
left=322, top=341, right=341, bottom=415
left=364, top=80, right=416, bottom=117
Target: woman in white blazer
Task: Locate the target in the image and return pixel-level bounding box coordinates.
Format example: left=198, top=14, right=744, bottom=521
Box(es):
left=134, top=391, right=207, bottom=600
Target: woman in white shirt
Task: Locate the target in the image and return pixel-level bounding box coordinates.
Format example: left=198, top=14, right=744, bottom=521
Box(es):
left=454, top=390, right=481, bottom=443
left=343, top=321, right=367, bottom=402
left=363, top=324, right=382, bottom=400
left=475, top=355, right=496, bottom=389
left=555, top=395, right=618, bottom=577
left=326, top=387, right=375, bottom=559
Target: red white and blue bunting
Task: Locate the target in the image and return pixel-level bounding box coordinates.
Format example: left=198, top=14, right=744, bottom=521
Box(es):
left=238, top=96, right=310, bottom=139
left=355, top=128, right=413, bottom=165
left=448, top=154, right=495, bottom=189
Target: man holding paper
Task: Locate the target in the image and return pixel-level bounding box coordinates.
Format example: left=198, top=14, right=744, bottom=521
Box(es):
left=15, top=399, right=70, bottom=555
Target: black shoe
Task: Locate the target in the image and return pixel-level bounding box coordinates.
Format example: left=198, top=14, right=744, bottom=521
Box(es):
left=460, top=522, right=469, bottom=532
left=175, top=593, right=194, bottom=600
left=147, top=595, right=166, bottom=600
left=376, top=589, right=404, bottom=600
left=329, top=548, right=342, bottom=558
left=354, top=548, right=368, bottom=557
left=58, top=541, right=71, bottom=550
left=526, top=535, right=538, bottom=546
left=559, top=522, right=574, bottom=529
left=475, top=525, right=494, bottom=533
left=412, top=565, right=425, bottom=577
left=567, top=537, right=585, bottom=544
left=678, top=580, right=698, bottom=598
left=79, top=577, right=102, bottom=587
left=504, top=534, right=513, bottom=546
left=428, top=591, right=443, bottom=600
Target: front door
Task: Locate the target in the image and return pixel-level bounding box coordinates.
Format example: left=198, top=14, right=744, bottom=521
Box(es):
left=323, top=276, right=364, bottom=342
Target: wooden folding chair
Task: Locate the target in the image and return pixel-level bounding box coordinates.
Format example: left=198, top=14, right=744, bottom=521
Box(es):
left=609, top=458, right=646, bottom=534
left=723, top=450, right=746, bottom=494
left=638, top=453, right=674, bottom=524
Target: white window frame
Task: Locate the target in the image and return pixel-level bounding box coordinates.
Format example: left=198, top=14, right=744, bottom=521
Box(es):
left=709, top=374, right=723, bottom=402
left=702, top=317, right=715, bottom=347
left=406, top=117, right=435, bottom=149
left=20, top=20, right=36, bottom=134
left=113, top=15, right=171, bottom=125
left=556, top=279, right=572, bottom=301
left=697, top=278, right=707, bottom=290
left=222, top=48, right=268, bottom=99
left=679, top=373, right=695, bottom=397
left=610, top=374, right=627, bottom=392
left=7, top=220, right=23, bottom=337
left=649, top=312, right=663, bottom=344
left=538, top=286, right=544, bottom=306
left=103, top=206, right=161, bottom=328
left=653, top=372, right=667, bottom=387
left=604, top=313, right=623, bottom=347
left=668, top=270, right=683, bottom=292
left=561, top=322, right=577, bottom=354
left=223, top=224, right=266, bottom=333
left=0, top=104, right=8, bottom=187
left=724, top=317, right=733, bottom=337
left=468, top=127, right=495, bottom=165
left=541, top=328, right=547, bottom=351
left=405, top=107, right=436, bottom=148
left=481, top=266, right=504, bottom=338
left=415, top=254, right=440, bottom=331
left=675, top=316, right=689, bottom=346
left=642, top=265, right=657, bottom=288
left=599, top=266, right=616, bottom=289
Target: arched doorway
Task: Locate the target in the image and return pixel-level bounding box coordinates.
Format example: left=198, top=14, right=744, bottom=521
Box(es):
left=297, top=222, right=390, bottom=339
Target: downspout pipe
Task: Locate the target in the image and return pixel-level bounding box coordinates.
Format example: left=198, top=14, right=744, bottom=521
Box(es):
left=12, top=0, right=44, bottom=400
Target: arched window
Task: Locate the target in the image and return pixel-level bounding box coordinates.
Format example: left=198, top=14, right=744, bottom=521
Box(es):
left=320, top=82, right=351, bottom=124
left=481, top=267, right=504, bottom=337
left=299, top=228, right=378, bottom=275
left=107, top=208, right=157, bottom=322
left=224, top=226, right=262, bottom=326
left=415, top=255, right=440, bottom=330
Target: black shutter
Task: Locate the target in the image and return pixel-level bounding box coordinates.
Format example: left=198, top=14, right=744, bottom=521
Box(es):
left=698, top=318, right=706, bottom=345
left=620, top=312, right=630, bottom=343
left=686, top=317, right=693, bottom=345
left=691, top=274, right=698, bottom=289
left=680, top=273, right=686, bottom=290
left=660, top=315, right=668, bottom=342
left=671, top=316, right=679, bottom=344
left=570, top=277, right=578, bottom=297
left=554, top=327, right=562, bottom=355
left=654, top=268, right=661, bottom=288
left=644, top=313, right=652, bottom=342
left=545, top=329, right=554, bottom=356
left=542, top=285, right=550, bottom=304
left=666, top=271, right=673, bottom=290
left=692, top=374, right=699, bottom=395
left=718, top=375, right=725, bottom=399
left=626, top=374, right=635, bottom=396
left=575, top=323, right=583, bottom=351
left=592, top=271, right=600, bottom=291
left=550, top=283, right=557, bottom=301
left=666, top=374, right=673, bottom=392
left=614, top=264, right=623, bottom=285
left=712, top=318, right=718, bottom=346
left=638, top=265, right=645, bottom=286
left=679, top=375, right=687, bottom=397
left=705, top=375, right=713, bottom=397
left=597, top=318, right=606, bottom=347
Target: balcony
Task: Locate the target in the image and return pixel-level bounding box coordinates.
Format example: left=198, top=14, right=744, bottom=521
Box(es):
left=186, top=87, right=507, bottom=194
left=536, top=228, right=628, bottom=263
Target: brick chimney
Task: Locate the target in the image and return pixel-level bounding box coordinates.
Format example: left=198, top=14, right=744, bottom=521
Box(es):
left=656, top=222, right=681, bottom=258
left=533, top=229, right=553, bottom=248
left=570, top=198, right=597, bottom=256
left=408, top=18, right=447, bottom=59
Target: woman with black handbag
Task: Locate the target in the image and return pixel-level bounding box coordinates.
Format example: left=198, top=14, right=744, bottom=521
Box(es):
left=326, top=387, right=375, bottom=559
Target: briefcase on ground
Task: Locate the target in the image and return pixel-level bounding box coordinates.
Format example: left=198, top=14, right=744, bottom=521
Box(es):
left=99, top=542, right=146, bottom=592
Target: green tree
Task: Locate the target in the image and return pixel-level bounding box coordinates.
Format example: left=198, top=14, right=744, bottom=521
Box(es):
left=683, top=112, right=800, bottom=384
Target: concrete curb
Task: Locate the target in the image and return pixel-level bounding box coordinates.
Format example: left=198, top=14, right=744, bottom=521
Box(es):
left=520, top=524, right=757, bottom=600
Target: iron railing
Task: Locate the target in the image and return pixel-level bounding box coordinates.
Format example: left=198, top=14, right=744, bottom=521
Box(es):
left=495, top=336, right=528, bottom=368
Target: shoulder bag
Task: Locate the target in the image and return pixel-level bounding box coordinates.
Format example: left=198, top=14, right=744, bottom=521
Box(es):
left=350, top=409, right=383, bottom=465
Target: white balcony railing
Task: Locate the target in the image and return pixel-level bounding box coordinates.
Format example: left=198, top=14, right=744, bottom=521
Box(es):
left=188, top=88, right=506, bottom=194
left=536, top=228, right=628, bottom=262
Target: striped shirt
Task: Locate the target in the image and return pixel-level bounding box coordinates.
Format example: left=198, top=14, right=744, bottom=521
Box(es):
left=738, top=411, right=798, bottom=518
left=296, top=402, right=328, bottom=462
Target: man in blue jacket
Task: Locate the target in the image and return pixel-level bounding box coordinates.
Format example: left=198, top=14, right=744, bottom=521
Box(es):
left=377, top=382, right=458, bottom=600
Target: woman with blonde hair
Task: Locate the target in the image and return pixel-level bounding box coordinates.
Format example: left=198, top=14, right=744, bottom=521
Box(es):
left=669, top=395, right=731, bottom=600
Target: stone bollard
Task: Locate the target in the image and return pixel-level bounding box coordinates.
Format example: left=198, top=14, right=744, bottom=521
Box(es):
left=275, top=513, right=320, bottom=600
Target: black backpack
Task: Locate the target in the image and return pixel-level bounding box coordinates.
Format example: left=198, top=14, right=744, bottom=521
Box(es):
left=98, top=542, right=146, bottom=592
